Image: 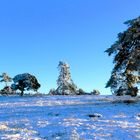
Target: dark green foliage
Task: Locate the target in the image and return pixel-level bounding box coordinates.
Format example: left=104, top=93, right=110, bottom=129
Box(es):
left=0, top=86, right=14, bottom=95
left=105, top=16, right=140, bottom=96
left=78, top=88, right=85, bottom=95
left=91, top=89, right=100, bottom=95
left=48, top=88, right=56, bottom=95
left=11, top=73, right=40, bottom=96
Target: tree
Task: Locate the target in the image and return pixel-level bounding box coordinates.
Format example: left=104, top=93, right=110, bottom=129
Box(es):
left=56, top=61, right=77, bottom=95
left=48, top=88, right=56, bottom=95
left=105, top=16, right=140, bottom=96
left=0, top=73, right=12, bottom=87
left=0, top=86, right=14, bottom=95
left=11, top=73, right=40, bottom=96
left=91, top=89, right=100, bottom=95
left=78, top=88, right=85, bottom=95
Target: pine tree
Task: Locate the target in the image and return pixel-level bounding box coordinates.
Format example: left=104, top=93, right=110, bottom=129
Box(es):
left=56, top=61, right=77, bottom=95
left=11, top=73, right=40, bottom=96
left=105, top=16, right=140, bottom=96
left=0, top=72, right=12, bottom=87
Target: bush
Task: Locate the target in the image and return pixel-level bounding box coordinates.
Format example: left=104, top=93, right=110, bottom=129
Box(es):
left=48, top=89, right=56, bottom=95
left=0, top=86, right=15, bottom=95
left=91, top=89, right=100, bottom=95
left=77, top=88, right=85, bottom=95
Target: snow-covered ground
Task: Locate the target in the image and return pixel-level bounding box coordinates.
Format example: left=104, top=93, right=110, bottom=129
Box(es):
left=0, top=95, right=140, bottom=140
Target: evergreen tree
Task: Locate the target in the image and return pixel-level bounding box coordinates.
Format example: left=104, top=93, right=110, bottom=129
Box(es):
left=48, top=88, right=56, bottom=95
left=78, top=88, right=85, bottom=95
left=56, top=61, right=77, bottom=95
left=0, top=72, right=12, bottom=87
left=91, top=89, right=100, bottom=95
left=105, top=16, right=140, bottom=96
left=11, top=73, right=40, bottom=96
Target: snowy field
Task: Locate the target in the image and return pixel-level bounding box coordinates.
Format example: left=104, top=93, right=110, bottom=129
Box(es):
left=0, top=95, right=140, bottom=140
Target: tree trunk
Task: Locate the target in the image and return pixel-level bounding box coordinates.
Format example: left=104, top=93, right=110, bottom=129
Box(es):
left=5, top=82, right=8, bottom=87
left=131, top=87, right=138, bottom=97
left=20, top=90, right=24, bottom=96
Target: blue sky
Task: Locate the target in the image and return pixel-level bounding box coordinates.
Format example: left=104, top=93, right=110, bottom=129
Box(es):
left=0, top=0, right=140, bottom=94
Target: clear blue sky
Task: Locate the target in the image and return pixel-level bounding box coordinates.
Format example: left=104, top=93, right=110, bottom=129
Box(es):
left=0, top=0, right=140, bottom=94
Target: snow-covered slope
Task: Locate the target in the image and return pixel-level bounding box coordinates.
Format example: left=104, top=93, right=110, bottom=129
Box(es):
left=0, top=95, right=140, bottom=140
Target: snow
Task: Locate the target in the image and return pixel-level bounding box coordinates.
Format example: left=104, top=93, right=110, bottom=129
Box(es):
left=0, top=95, right=140, bottom=140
